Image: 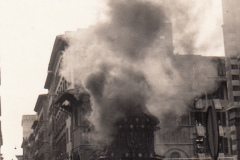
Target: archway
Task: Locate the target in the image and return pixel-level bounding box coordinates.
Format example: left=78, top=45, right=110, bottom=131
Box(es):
left=164, top=148, right=189, bottom=159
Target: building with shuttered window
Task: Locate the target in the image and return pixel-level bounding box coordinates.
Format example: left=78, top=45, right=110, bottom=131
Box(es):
left=154, top=56, right=233, bottom=159
left=222, top=0, right=240, bottom=159
left=42, top=30, right=235, bottom=159
left=20, top=9, right=240, bottom=158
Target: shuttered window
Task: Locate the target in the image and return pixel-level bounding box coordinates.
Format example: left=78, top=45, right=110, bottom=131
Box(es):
left=223, top=138, right=229, bottom=154
left=234, top=96, right=240, bottom=102
left=231, top=65, right=238, bottom=69
left=232, top=75, right=239, bottom=80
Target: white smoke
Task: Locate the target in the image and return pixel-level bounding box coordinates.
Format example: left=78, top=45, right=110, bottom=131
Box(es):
left=60, top=0, right=220, bottom=141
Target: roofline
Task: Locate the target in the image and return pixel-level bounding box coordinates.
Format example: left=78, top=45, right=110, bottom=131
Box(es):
left=21, top=115, right=37, bottom=126
left=34, top=94, right=48, bottom=113
left=48, top=35, right=65, bottom=71
left=44, top=35, right=67, bottom=89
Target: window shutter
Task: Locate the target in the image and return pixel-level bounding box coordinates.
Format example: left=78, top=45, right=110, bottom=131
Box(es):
left=224, top=138, right=228, bottom=154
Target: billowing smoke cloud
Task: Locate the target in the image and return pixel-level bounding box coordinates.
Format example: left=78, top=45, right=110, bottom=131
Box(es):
left=160, top=0, right=224, bottom=56
left=95, top=0, right=166, bottom=60
left=60, top=0, right=219, bottom=141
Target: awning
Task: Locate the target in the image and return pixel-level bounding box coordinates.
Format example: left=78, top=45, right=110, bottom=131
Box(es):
left=196, top=99, right=203, bottom=109
left=54, top=89, right=79, bottom=113
left=213, top=99, right=222, bottom=109
left=55, top=89, right=78, bottom=104
left=196, top=125, right=205, bottom=137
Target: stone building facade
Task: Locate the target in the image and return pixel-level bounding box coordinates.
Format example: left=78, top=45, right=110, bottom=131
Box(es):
left=222, top=0, right=240, bottom=159
left=22, top=34, right=238, bottom=160
left=154, top=56, right=231, bottom=159
left=20, top=0, right=240, bottom=157
left=32, top=94, right=50, bottom=160
left=44, top=35, right=72, bottom=160
left=21, top=115, right=37, bottom=160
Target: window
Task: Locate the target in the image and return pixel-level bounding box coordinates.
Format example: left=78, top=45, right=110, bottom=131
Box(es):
left=234, top=96, right=240, bottom=102
left=170, top=152, right=181, bottom=158
left=191, top=112, right=207, bottom=126
left=231, top=65, right=239, bottom=69
left=232, top=75, right=239, bottom=80
left=219, top=137, right=229, bottom=154
left=233, top=86, right=240, bottom=91
left=196, top=137, right=204, bottom=153
left=217, top=112, right=226, bottom=126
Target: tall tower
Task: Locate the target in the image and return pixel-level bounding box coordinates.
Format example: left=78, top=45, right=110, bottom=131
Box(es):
left=21, top=115, right=36, bottom=140
left=222, top=0, right=240, bottom=159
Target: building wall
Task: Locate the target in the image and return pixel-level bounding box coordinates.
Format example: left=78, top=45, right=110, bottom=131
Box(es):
left=34, top=95, right=50, bottom=160
left=222, top=0, right=240, bottom=159
left=44, top=35, right=70, bottom=160
left=36, top=20, right=240, bottom=159
left=154, top=57, right=232, bottom=159
left=21, top=96, right=50, bottom=160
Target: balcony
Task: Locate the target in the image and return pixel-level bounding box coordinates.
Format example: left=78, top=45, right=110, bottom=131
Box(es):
left=195, top=99, right=203, bottom=109
left=55, top=77, right=70, bottom=99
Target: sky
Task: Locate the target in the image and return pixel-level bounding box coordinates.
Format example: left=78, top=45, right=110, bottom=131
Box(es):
left=0, top=0, right=224, bottom=159
left=0, top=0, right=105, bottom=159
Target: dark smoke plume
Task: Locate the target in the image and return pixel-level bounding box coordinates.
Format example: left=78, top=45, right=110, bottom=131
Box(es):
left=61, top=0, right=219, bottom=142
left=96, top=0, right=166, bottom=60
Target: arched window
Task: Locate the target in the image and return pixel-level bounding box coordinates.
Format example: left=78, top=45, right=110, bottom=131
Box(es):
left=170, top=151, right=181, bottom=159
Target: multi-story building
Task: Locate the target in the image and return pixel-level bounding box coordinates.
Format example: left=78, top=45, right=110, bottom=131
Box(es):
left=44, top=35, right=72, bottom=160
left=21, top=95, right=50, bottom=160
left=44, top=33, right=98, bottom=159
left=31, top=94, right=50, bottom=160
left=20, top=1, right=240, bottom=157
left=43, top=21, right=174, bottom=159
left=42, top=28, right=234, bottom=160
left=222, top=0, right=240, bottom=159
left=22, top=115, right=37, bottom=139
left=22, top=132, right=35, bottom=160
left=21, top=115, right=37, bottom=160
left=154, top=56, right=231, bottom=159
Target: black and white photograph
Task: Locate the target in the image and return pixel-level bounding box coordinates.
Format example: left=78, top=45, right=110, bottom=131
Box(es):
left=0, top=0, right=240, bottom=159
